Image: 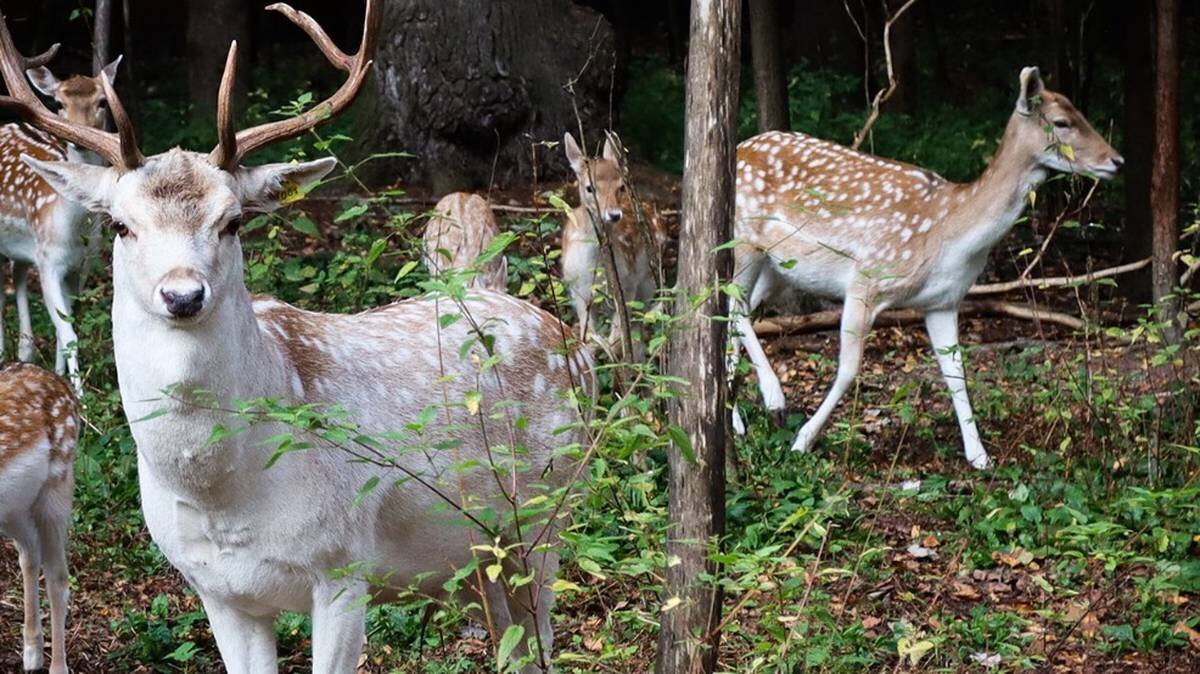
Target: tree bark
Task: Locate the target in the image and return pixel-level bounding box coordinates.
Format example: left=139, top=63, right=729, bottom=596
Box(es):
left=882, top=0, right=917, bottom=114
left=655, top=1, right=740, bottom=673
left=92, top=0, right=112, bottom=76
left=1151, top=0, right=1181, bottom=342
left=353, top=0, right=616, bottom=192
left=1121, top=0, right=1155, bottom=300
left=748, top=0, right=788, bottom=132
left=186, top=0, right=251, bottom=121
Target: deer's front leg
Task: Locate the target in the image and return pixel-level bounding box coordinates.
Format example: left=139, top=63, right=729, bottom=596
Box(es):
left=310, top=581, right=368, bottom=673
left=13, top=261, right=34, bottom=362
left=35, top=265, right=80, bottom=393
left=200, top=596, right=278, bottom=674
left=924, top=309, right=989, bottom=469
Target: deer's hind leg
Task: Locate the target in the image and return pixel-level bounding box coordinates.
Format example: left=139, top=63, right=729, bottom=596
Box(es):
left=10, top=517, right=45, bottom=672
left=791, top=292, right=879, bottom=453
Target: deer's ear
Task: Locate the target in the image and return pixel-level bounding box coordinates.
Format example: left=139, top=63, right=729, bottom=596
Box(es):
left=563, top=132, right=584, bottom=173
left=1016, top=66, right=1044, bottom=115
left=99, top=55, right=123, bottom=86
left=235, top=157, right=337, bottom=213
left=602, top=135, right=620, bottom=163
left=25, top=66, right=61, bottom=97
left=21, top=156, right=116, bottom=212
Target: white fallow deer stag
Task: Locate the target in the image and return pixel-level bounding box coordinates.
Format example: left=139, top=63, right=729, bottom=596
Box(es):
left=422, top=192, right=508, bottom=291
left=730, top=67, right=1122, bottom=469
left=561, top=132, right=659, bottom=361
left=0, top=363, right=79, bottom=674
left=0, top=2, right=589, bottom=672
left=0, top=49, right=121, bottom=396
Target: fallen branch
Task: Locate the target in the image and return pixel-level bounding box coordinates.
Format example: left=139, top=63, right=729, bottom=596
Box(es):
left=752, top=299, right=1087, bottom=336
left=851, top=0, right=919, bottom=150
left=968, top=258, right=1150, bottom=295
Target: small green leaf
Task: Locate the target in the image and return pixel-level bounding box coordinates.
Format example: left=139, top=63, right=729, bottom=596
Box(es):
left=496, top=625, right=525, bottom=670
left=335, top=203, right=369, bottom=223
left=666, top=424, right=696, bottom=464
left=291, top=215, right=320, bottom=238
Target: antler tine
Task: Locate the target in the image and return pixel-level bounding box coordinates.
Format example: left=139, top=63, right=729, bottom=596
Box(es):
left=24, top=42, right=59, bottom=68
left=209, top=0, right=382, bottom=169
left=211, top=41, right=239, bottom=171
left=99, top=71, right=144, bottom=169
left=265, top=3, right=352, bottom=71
left=0, top=9, right=140, bottom=170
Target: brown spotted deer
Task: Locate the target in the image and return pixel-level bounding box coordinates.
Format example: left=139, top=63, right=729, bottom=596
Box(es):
left=0, top=54, right=122, bottom=396
left=422, top=192, right=508, bottom=290
left=730, top=67, right=1122, bottom=469
left=0, top=363, right=79, bottom=674
left=0, top=3, right=588, bottom=672
left=561, top=132, right=658, bottom=361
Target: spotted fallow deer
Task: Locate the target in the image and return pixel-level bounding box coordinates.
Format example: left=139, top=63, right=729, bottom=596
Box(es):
left=0, top=54, right=122, bottom=396
left=422, top=192, right=508, bottom=290
left=0, top=2, right=589, bottom=672
left=561, top=132, right=658, bottom=360
left=730, top=67, right=1122, bottom=469
left=0, top=363, right=79, bottom=674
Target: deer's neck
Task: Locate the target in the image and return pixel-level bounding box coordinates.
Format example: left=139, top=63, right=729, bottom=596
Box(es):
left=942, top=119, right=1045, bottom=257
left=113, top=269, right=291, bottom=495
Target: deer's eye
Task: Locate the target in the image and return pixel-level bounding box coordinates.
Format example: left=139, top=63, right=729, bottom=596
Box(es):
left=110, top=219, right=131, bottom=238
left=1052, top=119, right=1071, bottom=129
left=222, top=216, right=243, bottom=237
left=585, top=185, right=595, bottom=194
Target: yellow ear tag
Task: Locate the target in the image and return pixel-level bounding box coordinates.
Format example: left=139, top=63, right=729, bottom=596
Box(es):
left=278, top=179, right=305, bottom=205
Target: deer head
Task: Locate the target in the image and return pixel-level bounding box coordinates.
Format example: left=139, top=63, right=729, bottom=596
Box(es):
left=564, top=132, right=625, bottom=224
left=26, top=56, right=122, bottom=129
left=0, top=1, right=381, bottom=324
left=1011, top=66, right=1123, bottom=179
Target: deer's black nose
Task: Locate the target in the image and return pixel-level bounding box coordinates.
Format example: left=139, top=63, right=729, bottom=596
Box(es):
left=1111, top=155, right=1125, bottom=168
left=161, top=286, right=205, bottom=318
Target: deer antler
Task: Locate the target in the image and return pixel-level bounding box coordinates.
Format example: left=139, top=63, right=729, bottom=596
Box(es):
left=0, top=8, right=143, bottom=171
left=210, top=0, right=382, bottom=171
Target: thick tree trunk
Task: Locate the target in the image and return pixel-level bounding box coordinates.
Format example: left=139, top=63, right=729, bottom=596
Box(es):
left=748, top=0, right=788, bottom=132
left=353, top=0, right=616, bottom=192
left=655, top=1, right=740, bottom=673
left=92, top=0, right=112, bottom=76
left=186, top=0, right=250, bottom=120
left=1122, top=0, right=1155, bottom=300
left=1151, top=0, right=1181, bottom=342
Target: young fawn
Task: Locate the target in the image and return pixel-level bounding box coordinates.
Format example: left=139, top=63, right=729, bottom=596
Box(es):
left=2, top=2, right=589, bottom=671
left=0, top=363, right=79, bottom=674
left=0, top=56, right=122, bottom=395
left=422, top=192, right=508, bottom=290
left=561, top=132, right=658, bottom=360
left=731, top=67, right=1122, bottom=469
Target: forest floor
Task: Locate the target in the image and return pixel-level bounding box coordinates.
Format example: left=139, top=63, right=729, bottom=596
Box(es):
left=1, top=179, right=1199, bottom=673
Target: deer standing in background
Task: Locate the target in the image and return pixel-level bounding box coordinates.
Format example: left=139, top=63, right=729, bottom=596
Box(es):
left=730, top=67, right=1122, bottom=469
left=0, top=363, right=79, bottom=674
left=0, top=2, right=588, bottom=672
left=0, top=55, right=122, bottom=396
left=562, top=132, right=659, bottom=361
left=422, top=192, right=508, bottom=290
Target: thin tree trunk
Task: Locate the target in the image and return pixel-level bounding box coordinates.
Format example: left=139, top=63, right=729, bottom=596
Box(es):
left=92, top=0, right=112, bottom=75
left=1151, top=0, right=1181, bottom=342
left=1122, top=0, right=1154, bottom=300
left=186, top=0, right=250, bottom=121
left=655, top=1, right=740, bottom=673
left=748, top=0, right=788, bottom=131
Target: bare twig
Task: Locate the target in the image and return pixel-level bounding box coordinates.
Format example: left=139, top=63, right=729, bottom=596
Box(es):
left=968, top=258, right=1150, bottom=295
left=851, top=0, right=919, bottom=150
left=752, top=299, right=1087, bottom=336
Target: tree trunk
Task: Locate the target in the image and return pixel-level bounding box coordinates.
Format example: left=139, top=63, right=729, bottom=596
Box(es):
left=186, top=0, right=251, bottom=121
left=655, top=1, right=740, bottom=673
left=353, top=0, right=616, bottom=192
left=92, top=0, right=112, bottom=76
left=748, top=0, right=788, bottom=132
left=1122, top=0, right=1154, bottom=300
left=1151, top=0, right=1181, bottom=342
